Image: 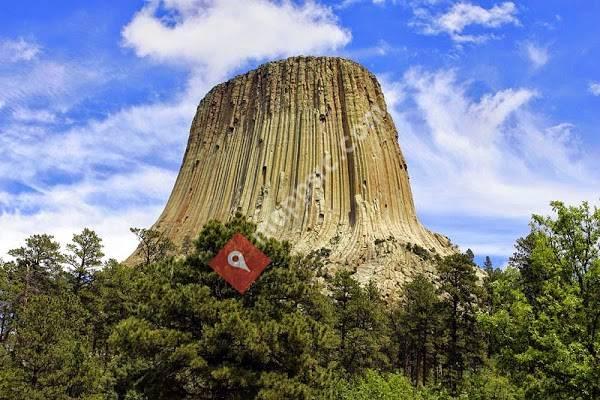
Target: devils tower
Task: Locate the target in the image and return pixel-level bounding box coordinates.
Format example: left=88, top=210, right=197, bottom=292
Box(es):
left=133, top=56, right=454, bottom=294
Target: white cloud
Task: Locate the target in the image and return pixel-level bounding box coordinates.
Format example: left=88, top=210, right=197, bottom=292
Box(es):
left=413, top=2, right=519, bottom=43
left=444, top=225, right=521, bottom=257
left=381, top=69, right=599, bottom=256
left=589, top=81, right=600, bottom=96
left=0, top=0, right=352, bottom=260
left=11, top=107, right=57, bottom=124
left=523, top=41, right=549, bottom=69
left=0, top=97, right=194, bottom=185
left=389, top=68, right=596, bottom=218
left=0, top=37, right=40, bottom=62
left=122, top=0, right=351, bottom=79
left=337, top=0, right=388, bottom=9
left=0, top=91, right=191, bottom=260
left=0, top=166, right=176, bottom=260
left=378, top=75, right=406, bottom=107
left=0, top=60, right=107, bottom=116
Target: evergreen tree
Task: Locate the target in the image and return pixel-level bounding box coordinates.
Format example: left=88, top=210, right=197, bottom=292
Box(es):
left=329, top=271, right=391, bottom=375
left=109, top=218, right=340, bottom=399
left=65, top=228, right=104, bottom=293
left=391, top=274, right=442, bottom=387
left=481, top=256, right=501, bottom=357
left=465, top=249, right=475, bottom=262
left=1, top=235, right=64, bottom=344
left=436, top=253, right=485, bottom=394
left=509, top=232, right=546, bottom=312
left=0, top=294, right=110, bottom=399
left=483, top=256, right=493, bottom=272
left=0, top=259, right=14, bottom=342
left=130, top=227, right=175, bottom=267
left=7, top=234, right=64, bottom=304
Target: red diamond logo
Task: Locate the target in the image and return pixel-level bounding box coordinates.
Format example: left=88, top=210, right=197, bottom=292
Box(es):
left=208, top=233, right=271, bottom=294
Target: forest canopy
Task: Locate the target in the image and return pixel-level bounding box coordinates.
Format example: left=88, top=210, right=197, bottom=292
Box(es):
left=0, top=202, right=599, bottom=400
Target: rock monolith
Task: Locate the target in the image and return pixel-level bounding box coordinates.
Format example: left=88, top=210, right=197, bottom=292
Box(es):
left=130, top=56, right=455, bottom=295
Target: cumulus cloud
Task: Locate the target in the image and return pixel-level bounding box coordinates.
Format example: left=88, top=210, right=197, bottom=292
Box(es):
left=122, top=0, right=351, bottom=79
left=381, top=69, right=598, bottom=255
left=589, top=81, right=600, bottom=96
left=412, top=2, right=519, bottom=43
left=523, top=41, right=549, bottom=69
left=0, top=37, right=40, bottom=62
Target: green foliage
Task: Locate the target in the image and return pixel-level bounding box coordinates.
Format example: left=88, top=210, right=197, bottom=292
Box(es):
left=7, top=234, right=64, bottom=304
left=391, top=274, right=442, bottom=387
left=129, top=227, right=175, bottom=267
left=437, top=252, right=486, bottom=394
left=405, top=243, right=432, bottom=260
left=484, top=201, right=600, bottom=399
left=329, top=272, right=391, bottom=374
left=1, top=234, right=66, bottom=344
left=458, top=368, right=524, bottom=400
left=331, top=370, right=449, bottom=400
left=481, top=256, right=502, bottom=357
left=0, top=294, right=111, bottom=399
left=110, top=217, right=339, bottom=399
left=1, top=202, right=599, bottom=399
left=66, top=228, right=105, bottom=293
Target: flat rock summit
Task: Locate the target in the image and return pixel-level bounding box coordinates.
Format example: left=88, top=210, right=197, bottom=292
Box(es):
left=132, top=56, right=455, bottom=295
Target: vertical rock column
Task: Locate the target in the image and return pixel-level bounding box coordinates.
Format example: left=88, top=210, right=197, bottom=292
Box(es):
left=130, top=56, right=453, bottom=293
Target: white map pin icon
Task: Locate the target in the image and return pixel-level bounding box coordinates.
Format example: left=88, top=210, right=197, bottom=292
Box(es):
left=227, top=250, right=250, bottom=272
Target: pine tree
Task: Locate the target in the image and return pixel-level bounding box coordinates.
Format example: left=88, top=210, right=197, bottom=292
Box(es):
left=329, top=271, right=391, bottom=375
left=66, top=228, right=104, bottom=293
left=130, top=227, right=175, bottom=267
left=109, top=218, right=340, bottom=399
left=392, top=274, right=441, bottom=387
left=7, top=234, right=64, bottom=304
left=481, top=256, right=502, bottom=357
left=465, top=248, right=475, bottom=262
left=509, top=232, right=546, bottom=311
left=0, top=259, right=14, bottom=343
left=483, top=256, right=493, bottom=273
left=436, top=252, right=485, bottom=394
left=0, top=294, right=110, bottom=399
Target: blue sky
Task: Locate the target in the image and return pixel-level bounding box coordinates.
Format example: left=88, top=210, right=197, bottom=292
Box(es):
left=0, top=0, right=598, bottom=266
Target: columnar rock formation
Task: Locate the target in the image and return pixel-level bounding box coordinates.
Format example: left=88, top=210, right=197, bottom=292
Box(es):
left=133, top=56, right=454, bottom=294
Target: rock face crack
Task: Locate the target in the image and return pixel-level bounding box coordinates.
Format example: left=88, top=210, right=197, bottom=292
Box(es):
left=128, top=56, right=455, bottom=296
left=336, top=61, right=357, bottom=227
